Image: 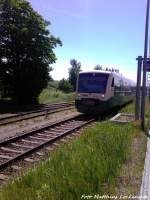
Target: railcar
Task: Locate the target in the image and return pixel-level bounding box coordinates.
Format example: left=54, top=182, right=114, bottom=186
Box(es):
left=75, top=70, right=136, bottom=115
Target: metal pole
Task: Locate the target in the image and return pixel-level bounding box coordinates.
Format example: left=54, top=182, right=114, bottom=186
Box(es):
left=148, top=73, right=150, bottom=102
left=141, top=0, right=150, bottom=130
left=149, top=82, right=150, bottom=102
left=146, top=72, right=149, bottom=96
left=135, top=56, right=142, bottom=120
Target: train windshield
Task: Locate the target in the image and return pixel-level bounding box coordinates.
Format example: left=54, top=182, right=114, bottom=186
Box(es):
left=78, top=73, right=109, bottom=93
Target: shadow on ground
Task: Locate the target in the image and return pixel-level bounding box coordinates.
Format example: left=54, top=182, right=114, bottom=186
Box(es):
left=0, top=100, right=43, bottom=114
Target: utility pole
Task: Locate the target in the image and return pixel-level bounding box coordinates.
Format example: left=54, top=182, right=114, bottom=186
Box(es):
left=135, top=56, right=142, bottom=120
left=148, top=73, right=150, bottom=102
left=141, top=0, right=150, bottom=130
left=148, top=39, right=150, bottom=102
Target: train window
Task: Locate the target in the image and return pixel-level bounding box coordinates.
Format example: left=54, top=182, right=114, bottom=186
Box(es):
left=78, top=73, right=109, bottom=93
left=111, top=78, right=114, bottom=87
left=114, top=77, right=121, bottom=95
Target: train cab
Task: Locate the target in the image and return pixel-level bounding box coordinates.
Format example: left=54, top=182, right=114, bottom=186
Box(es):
left=75, top=70, right=135, bottom=115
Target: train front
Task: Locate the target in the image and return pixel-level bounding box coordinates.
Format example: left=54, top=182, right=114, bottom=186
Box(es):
left=75, top=71, right=111, bottom=115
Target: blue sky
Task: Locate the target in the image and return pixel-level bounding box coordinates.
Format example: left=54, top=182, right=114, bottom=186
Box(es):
left=28, top=0, right=147, bottom=81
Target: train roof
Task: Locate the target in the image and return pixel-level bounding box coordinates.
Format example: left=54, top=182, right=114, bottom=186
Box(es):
left=79, top=70, right=112, bottom=74
left=79, top=70, right=136, bottom=86
left=79, top=70, right=123, bottom=78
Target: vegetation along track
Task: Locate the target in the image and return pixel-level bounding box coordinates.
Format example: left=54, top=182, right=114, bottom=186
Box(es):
left=0, top=102, right=74, bottom=126
left=0, top=114, right=94, bottom=172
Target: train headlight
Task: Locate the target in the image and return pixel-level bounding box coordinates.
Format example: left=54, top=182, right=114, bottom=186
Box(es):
left=77, top=94, right=82, bottom=99
left=101, top=94, right=105, bottom=98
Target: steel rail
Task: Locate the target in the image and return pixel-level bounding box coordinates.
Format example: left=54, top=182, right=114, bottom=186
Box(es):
left=0, top=114, right=94, bottom=171
left=0, top=103, right=74, bottom=126
left=0, top=102, right=73, bottom=120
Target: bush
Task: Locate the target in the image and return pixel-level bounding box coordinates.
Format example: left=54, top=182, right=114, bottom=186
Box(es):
left=58, top=79, right=73, bottom=93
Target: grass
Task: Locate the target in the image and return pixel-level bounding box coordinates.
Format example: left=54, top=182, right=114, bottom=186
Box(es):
left=120, top=101, right=135, bottom=113
left=38, top=82, right=74, bottom=104
left=145, top=100, right=150, bottom=130
left=114, top=122, right=147, bottom=195
left=121, top=99, right=150, bottom=130
left=0, top=101, right=148, bottom=199
left=116, top=101, right=148, bottom=194
left=0, top=121, right=138, bottom=200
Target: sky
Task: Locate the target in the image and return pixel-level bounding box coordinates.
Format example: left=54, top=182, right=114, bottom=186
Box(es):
left=28, top=0, right=148, bottom=81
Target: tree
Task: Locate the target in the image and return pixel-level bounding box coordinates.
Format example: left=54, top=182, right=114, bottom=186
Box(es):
left=94, top=65, right=102, bottom=70
left=69, top=59, right=81, bottom=91
left=0, top=0, right=62, bottom=104
left=58, top=79, right=73, bottom=93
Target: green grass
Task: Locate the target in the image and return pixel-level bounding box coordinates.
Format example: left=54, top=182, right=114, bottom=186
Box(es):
left=114, top=124, right=147, bottom=195
left=121, top=100, right=150, bottom=130
left=38, top=83, right=74, bottom=104
left=120, top=101, right=135, bottom=113
left=0, top=101, right=147, bottom=199
left=145, top=100, right=150, bottom=130
left=0, top=122, right=136, bottom=200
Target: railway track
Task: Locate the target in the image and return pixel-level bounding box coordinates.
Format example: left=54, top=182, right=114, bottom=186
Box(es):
left=0, top=114, right=94, bottom=172
left=0, top=102, right=74, bottom=126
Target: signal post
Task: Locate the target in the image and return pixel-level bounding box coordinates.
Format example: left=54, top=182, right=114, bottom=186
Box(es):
left=141, top=0, right=150, bottom=130
left=135, top=57, right=150, bottom=128
left=135, top=56, right=142, bottom=120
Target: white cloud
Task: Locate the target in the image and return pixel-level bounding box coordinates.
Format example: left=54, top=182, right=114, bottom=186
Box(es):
left=51, top=61, right=69, bottom=80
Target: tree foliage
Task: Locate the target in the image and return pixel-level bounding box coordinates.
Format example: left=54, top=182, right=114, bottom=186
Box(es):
left=94, top=65, right=102, bottom=70
left=0, top=0, right=62, bottom=104
left=58, top=79, right=73, bottom=93
left=69, top=59, right=81, bottom=91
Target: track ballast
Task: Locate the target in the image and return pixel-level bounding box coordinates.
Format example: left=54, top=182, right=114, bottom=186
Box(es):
left=0, top=114, right=94, bottom=172
left=0, top=102, right=74, bottom=126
